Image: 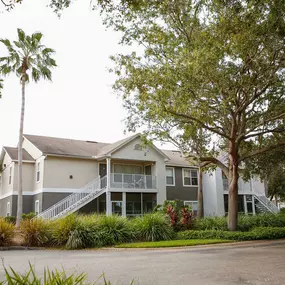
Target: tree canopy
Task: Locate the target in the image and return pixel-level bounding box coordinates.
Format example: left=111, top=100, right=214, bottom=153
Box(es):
left=98, top=0, right=285, bottom=230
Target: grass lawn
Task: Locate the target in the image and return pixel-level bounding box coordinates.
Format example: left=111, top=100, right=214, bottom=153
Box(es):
left=116, top=239, right=233, bottom=248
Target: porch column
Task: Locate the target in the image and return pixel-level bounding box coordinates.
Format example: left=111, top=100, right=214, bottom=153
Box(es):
left=243, top=195, right=248, bottom=214
left=106, top=157, right=112, bottom=215
left=122, top=192, right=126, bottom=217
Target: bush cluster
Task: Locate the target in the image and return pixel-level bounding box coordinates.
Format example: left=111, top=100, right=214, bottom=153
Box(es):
left=0, top=218, right=15, bottom=246
left=193, top=213, right=285, bottom=231
left=19, top=213, right=174, bottom=249
left=177, top=227, right=285, bottom=241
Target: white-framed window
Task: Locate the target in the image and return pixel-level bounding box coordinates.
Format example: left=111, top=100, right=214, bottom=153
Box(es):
left=184, top=201, right=198, bottom=215
left=183, top=168, right=198, bottom=186
left=35, top=200, right=40, bottom=215
left=6, top=202, right=11, bottom=217
left=8, top=166, right=12, bottom=185
left=166, top=167, right=175, bottom=186
left=36, top=162, right=40, bottom=183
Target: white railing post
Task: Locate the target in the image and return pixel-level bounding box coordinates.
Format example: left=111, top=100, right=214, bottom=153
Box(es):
left=106, top=157, right=112, bottom=216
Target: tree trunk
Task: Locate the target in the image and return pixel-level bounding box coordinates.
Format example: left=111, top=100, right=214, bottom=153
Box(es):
left=15, top=77, right=25, bottom=228
left=227, top=142, right=239, bottom=231
left=197, top=166, right=204, bottom=218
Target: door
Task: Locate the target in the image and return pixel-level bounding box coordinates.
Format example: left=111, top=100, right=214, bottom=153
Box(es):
left=99, top=163, right=107, bottom=188
left=99, top=163, right=107, bottom=177
left=144, top=165, right=152, bottom=189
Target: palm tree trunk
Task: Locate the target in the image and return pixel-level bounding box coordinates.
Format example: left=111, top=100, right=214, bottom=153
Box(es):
left=15, top=77, right=25, bottom=228
left=197, top=166, right=204, bottom=218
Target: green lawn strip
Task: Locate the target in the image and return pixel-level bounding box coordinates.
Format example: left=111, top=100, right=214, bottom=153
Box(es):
left=116, top=239, right=233, bottom=248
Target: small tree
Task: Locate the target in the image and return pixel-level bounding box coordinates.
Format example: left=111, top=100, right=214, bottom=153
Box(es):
left=0, top=29, right=56, bottom=227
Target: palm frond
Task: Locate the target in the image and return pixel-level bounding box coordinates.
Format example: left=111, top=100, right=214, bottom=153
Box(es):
left=31, top=67, right=40, bottom=83
left=17, top=29, right=26, bottom=43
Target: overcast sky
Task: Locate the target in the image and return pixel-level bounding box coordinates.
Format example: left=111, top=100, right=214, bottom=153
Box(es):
left=0, top=0, right=174, bottom=150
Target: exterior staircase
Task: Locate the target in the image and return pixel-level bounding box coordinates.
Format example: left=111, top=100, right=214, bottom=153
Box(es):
left=254, top=194, right=279, bottom=214
left=35, top=175, right=107, bottom=220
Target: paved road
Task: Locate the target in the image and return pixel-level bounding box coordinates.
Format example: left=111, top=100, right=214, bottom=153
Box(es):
left=0, top=241, right=285, bottom=285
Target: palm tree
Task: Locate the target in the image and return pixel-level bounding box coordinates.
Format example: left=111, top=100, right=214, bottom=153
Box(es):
left=0, top=29, right=57, bottom=227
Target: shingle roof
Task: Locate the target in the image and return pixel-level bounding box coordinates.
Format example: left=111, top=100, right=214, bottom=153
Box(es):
left=24, top=134, right=109, bottom=158
left=97, top=134, right=139, bottom=157
left=4, top=147, right=35, bottom=162
left=162, top=149, right=196, bottom=167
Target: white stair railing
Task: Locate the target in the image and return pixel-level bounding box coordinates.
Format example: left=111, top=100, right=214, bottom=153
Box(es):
left=35, top=175, right=107, bottom=220
left=254, top=194, right=279, bottom=214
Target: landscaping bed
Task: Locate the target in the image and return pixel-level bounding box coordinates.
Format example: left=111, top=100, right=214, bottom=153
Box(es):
left=1, top=211, right=285, bottom=250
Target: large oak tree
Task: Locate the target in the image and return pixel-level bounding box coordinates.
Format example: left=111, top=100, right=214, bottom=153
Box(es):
left=97, top=0, right=285, bottom=230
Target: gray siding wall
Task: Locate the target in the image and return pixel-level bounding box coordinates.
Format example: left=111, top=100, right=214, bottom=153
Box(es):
left=0, top=195, right=33, bottom=216
left=166, top=167, right=198, bottom=201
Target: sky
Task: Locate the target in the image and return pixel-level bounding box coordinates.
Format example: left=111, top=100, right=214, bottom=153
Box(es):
left=0, top=0, right=175, bottom=150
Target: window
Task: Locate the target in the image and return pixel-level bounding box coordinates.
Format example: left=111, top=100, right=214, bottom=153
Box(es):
left=183, top=168, right=198, bottom=186
left=184, top=201, right=198, bottom=215
left=8, top=167, right=12, bottom=185
left=35, top=200, right=40, bottom=215
left=6, top=202, right=10, bottom=217
left=166, top=167, right=175, bottom=186
left=36, top=162, right=40, bottom=182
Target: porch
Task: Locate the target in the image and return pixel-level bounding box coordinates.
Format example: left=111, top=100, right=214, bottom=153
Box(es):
left=99, top=158, right=158, bottom=216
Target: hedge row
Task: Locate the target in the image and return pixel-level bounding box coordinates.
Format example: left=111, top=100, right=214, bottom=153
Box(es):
left=178, top=227, right=285, bottom=241
left=193, top=213, right=285, bottom=232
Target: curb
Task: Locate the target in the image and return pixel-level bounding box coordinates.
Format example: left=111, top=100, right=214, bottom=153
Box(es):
left=0, top=246, right=42, bottom=251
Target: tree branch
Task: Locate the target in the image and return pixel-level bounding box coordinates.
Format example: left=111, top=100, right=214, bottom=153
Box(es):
left=239, top=140, right=285, bottom=163
left=164, top=107, right=230, bottom=139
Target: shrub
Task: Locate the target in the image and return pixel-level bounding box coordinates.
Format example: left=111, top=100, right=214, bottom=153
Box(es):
left=133, top=213, right=174, bottom=242
left=4, top=216, right=16, bottom=224
left=154, top=200, right=193, bottom=231
left=66, top=215, right=101, bottom=249
left=98, top=215, right=134, bottom=246
left=177, top=227, right=285, bottom=241
left=193, top=216, right=227, bottom=231
left=0, top=218, right=15, bottom=246
left=20, top=219, right=51, bottom=247
left=22, top=212, right=36, bottom=220
left=193, top=213, right=285, bottom=232
left=51, top=214, right=77, bottom=246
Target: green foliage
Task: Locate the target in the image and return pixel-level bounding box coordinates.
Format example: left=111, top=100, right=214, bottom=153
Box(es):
left=193, top=214, right=285, bottom=232
left=178, top=227, right=285, bottom=241
left=66, top=215, right=101, bottom=249
left=280, top=208, right=285, bottom=214
left=194, top=217, right=228, bottom=231
left=98, top=215, right=134, bottom=246
left=0, top=218, right=15, bottom=246
left=132, top=213, right=174, bottom=242
left=100, top=0, right=285, bottom=230
left=1, top=263, right=130, bottom=285
left=51, top=214, right=77, bottom=246
left=22, top=212, right=36, bottom=220
left=20, top=219, right=52, bottom=247
left=154, top=200, right=193, bottom=231
left=4, top=216, right=16, bottom=224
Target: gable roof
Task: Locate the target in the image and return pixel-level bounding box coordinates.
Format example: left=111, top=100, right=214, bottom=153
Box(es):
left=24, top=134, right=108, bottom=158
left=23, top=133, right=169, bottom=160
left=3, top=147, right=35, bottom=162
left=162, top=149, right=197, bottom=168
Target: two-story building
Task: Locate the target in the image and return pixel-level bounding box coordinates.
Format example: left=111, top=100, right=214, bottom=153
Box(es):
left=0, top=133, right=278, bottom=219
